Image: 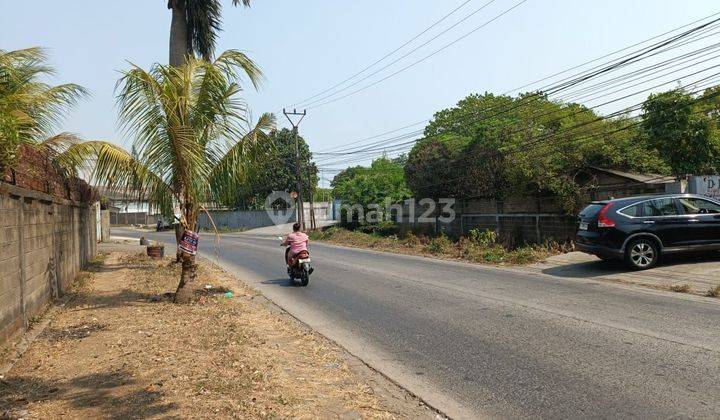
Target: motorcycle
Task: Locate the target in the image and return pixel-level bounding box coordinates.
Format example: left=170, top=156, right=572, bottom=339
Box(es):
left=279, top=236, right=313, bottom=286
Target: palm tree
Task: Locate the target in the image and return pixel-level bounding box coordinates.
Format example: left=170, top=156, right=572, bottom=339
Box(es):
left=0, top=47, right=86, bottom=172
left=168, top=0, right=251, bottom=66
left=62, top=50, right=272, bottom=302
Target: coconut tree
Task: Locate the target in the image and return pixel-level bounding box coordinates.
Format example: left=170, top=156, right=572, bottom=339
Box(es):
left=62, top=50, right=271, bottom=302
left=0, top=47, right=86, bottom=172
left=168, top=0, right=251, bottom=66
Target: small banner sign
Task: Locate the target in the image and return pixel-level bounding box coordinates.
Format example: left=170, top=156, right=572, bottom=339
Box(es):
left=179, top=230, right=199, bottom=255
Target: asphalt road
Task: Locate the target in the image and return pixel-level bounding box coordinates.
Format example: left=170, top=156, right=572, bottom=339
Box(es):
left=115, top=227, right=720, bottom=419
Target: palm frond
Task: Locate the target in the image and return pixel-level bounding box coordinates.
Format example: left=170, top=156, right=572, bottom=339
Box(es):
left=213, top=49, right=263, bottom=89
left=186, top=0, right=222, bottom=61
left=208, top=112, right=275, bottom=205
left=60, top=140, right=175, bottom=215
left=0, top=48, right=88, bottom=143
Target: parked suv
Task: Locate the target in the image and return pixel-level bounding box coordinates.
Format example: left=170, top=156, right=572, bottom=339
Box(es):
left=576, top=194, right=720, bottom=269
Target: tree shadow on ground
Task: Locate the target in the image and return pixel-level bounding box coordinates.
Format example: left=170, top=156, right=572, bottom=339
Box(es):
left=0, top=370, right=177, bottom=419
left=62, top=288, right=156, bottom=311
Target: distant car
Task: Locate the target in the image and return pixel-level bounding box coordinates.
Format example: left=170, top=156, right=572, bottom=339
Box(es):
left=576, top=194, right=720, bottom=269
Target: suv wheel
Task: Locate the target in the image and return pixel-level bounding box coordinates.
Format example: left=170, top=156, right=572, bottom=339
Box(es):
left=625, top=238, right=658, bottom=270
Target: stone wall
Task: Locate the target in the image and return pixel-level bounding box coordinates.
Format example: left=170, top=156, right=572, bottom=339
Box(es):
left=0, top=184, right=97, bottom=345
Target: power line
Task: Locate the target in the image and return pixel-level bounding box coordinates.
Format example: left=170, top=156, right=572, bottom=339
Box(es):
left=316, top=69, right=720, bottom=171
left=311, top=11, right=720, bottom=156
left=305, top=0, right=529, bottom=110
left=313, top=17, right=720, bottom=164
left=285, top=0, right=476, bottom=109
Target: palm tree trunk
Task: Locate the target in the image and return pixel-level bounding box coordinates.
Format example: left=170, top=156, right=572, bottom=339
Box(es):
left=174, top=252, right=197, bottom=303
left=168, top=0, right=189, bottom=67
left=174, top=206, right=198, bottom=303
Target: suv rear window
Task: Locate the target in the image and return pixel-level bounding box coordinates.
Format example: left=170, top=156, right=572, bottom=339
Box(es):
left=579, top=203, right=604, bottom=219
left=618, top=204, right=641, bottom=217
left=641, top=198, right=678, bottom=217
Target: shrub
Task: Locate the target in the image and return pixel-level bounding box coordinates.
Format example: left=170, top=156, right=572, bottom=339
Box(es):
left=423, top=234, right=452, bottom=255
left=468, top=228, right=497, bottom=247
left=706, top=285, right=720, bottom=298
left=401, top=232, right=422, bottom=248
left=508, top=247, right=538, bottom=264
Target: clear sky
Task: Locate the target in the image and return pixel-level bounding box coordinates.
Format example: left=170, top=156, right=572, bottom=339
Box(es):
left=3, top=0, right=719, bottom=184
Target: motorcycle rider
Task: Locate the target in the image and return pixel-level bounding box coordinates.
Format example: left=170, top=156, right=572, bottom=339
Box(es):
left=282, top=222, right=310, bottom=268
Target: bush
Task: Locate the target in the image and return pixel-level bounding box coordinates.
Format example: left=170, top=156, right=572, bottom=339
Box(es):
left=508, top=246, right=538, bottom=264
left=468, top=228, right=497, bottom=247
left=423, top=234, right=452, bottom=255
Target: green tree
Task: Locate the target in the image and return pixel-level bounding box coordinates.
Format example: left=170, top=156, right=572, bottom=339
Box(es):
left=63, top=51, right=270, bottom=302
left=0, top=47, right=86, bottom=171
left=168, top=0, right=253, bottom=66
left=238, top=128, right=318, bottom=207
left=641, top=88, right=720, bottom=177
left=407, top=92, right=669, bottom=212
left=405, top=133, right=469, bottom=199
left=332, top=157, right=411, bottom=225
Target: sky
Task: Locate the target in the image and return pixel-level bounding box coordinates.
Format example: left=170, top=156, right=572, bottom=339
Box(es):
left=3, top=0, right=719, bottom=185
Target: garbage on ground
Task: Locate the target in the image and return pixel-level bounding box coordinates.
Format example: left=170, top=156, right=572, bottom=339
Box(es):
left=224, top=291, right=233, bottom=299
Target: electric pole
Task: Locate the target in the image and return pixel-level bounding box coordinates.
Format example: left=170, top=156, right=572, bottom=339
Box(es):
left=283, top=108, right=307, bottom=231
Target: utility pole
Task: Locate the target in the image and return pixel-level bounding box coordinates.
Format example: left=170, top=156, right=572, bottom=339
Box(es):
left=283, top=108, right=307, bottom=231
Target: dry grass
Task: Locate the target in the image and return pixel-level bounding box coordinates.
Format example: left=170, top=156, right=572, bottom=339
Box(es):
left=706, top=285, right=720, bottom=298
left=669, top=283, right=692, bottom=293
left=0, top=252, right=430, bottom=419
left=310, top=226, right=558, bottom=265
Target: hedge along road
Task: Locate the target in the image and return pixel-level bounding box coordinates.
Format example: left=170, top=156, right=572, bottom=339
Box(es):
left=114, top=227, right=720, bottom=419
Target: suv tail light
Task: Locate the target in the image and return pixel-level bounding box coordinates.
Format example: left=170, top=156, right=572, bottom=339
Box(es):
left=597, top=203, right=616, bottom=228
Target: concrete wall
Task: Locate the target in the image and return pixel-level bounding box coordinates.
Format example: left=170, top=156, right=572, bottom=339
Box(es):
left=0, top=184, right=97, bottom=345
left=302, top=202, right=333, bottom=222
left=110, top=211, right=155, bottom=226
left=198, top=209, right=297, bottom=230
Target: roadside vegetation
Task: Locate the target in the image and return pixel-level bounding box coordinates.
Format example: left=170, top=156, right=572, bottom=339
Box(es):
left=310, top=225, right=560, bottom=265
left=0, top=251, right=425, bottom=418
left=669, top=283, right=692, bottom=293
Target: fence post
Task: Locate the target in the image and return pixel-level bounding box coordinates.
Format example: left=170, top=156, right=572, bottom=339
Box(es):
left=536, top=215, right=541, bottom=243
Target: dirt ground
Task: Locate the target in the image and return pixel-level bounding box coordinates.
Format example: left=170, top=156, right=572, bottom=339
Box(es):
left=0, top=250, right=436, bottom=419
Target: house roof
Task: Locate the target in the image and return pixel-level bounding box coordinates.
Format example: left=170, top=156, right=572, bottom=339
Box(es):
left=588, top=166, right=676, bottom=184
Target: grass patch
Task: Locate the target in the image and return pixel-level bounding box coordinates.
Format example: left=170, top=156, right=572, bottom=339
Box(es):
left=669, top=284, right=691, bottom=293
left=310, top=226, right=558, bottom=265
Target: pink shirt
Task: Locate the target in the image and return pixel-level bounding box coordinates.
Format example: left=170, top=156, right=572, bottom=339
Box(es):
left=286, top=231, right=309, bottom=255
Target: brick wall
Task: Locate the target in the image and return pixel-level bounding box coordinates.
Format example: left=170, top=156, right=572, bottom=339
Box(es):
left=0, top=184, right=97, bottom=345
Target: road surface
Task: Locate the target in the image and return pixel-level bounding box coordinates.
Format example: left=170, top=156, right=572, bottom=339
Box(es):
left=115, top=227, right=720, bottom=419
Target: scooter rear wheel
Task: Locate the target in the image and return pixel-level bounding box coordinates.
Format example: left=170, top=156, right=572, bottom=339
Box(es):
left=300, top=264, right=310, bottom=286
